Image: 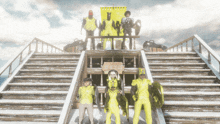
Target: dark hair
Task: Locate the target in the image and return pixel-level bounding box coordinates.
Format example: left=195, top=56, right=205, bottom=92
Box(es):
left=124, top=11, right=131, bottom=16
left=108, top=69, right=118, bottom=75
left=83, top=78, right=93, bottom=82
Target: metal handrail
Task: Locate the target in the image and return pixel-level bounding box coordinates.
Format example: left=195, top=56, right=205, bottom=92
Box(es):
left=165, top=34, right=220, bottom=76
left=58, top=51, right=86, bottom=124
left=0, top=37, right=65, bottom=78
left=34, top=38, right=64, bottom=53
left=87, top=36, right=140, bottom=50
left=140, top=50, right=166, bottom=124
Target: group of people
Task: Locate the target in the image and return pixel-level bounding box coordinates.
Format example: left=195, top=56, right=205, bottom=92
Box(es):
left=77, top=68, right=163, bottom=124
left=81, top=10, right=135, bottom=50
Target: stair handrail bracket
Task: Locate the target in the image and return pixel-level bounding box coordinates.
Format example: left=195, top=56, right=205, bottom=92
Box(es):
left=0, top=37, right=65, bottom=80
left=58, top=51, right=86, bottom=124
left=165, top=34, right=220, bottom=77
left=140, top=50, right=166, bottom=124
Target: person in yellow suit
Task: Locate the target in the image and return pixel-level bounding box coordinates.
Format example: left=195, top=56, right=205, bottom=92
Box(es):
left=104, top=86, right=129, bottom=124
left=78, top=78, right=95, bottom=124
left=81, top=10, right=97, bottom=50
left=101, top=12, right=116, bottom=50
left=131, top=68, right=152, bottom=124
left=105, top=69, right=124, bottom=95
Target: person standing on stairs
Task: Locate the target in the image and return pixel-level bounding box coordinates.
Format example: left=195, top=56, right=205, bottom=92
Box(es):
left=77, top=78, right=95, bottom=124
left=101, top=12, right=116, bottom=50
left=104, top=86, right=129, bottom=124
left=105, top=70, right=124, bottom=95
left=131, top=68, right=152, bottom=124
left=120, top=11, right=134, bottom=50
left=81, top=10, right=97, bottom=50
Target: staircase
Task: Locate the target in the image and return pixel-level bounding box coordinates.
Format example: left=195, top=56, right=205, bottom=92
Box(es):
left=146, top=52, right=220, bottom=123
left=0, top=53, right=81, bottom=123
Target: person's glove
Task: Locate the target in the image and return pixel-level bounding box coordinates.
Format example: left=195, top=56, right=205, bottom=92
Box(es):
left=132, top=95, right=137, bottom=101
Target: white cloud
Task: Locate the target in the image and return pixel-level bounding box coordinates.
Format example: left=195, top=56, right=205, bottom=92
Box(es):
left=0, top=46, right=23, bottom=60
left=0, top=0, right=220, bottom=61
left=131, top=0, right=220, bottom=35
left=156, top=38, right=166, bottom=44
left=209, top=40, right=220, bottom=47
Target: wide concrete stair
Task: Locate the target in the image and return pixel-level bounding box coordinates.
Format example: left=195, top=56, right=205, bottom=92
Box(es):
left=0, top=53, right=80, bottom=123
left=146, top=52, right=220, bottom=124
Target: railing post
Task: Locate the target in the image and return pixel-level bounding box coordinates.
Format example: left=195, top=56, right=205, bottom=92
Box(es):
left=191, top=38, right=194, bottom=51
left=199, top=43, right=202, bottom=53
left=134, top=56, right=136, bottom=68
left=51, top=47, right=53, bottom=53
left=47, top=44, right=48, bottom=53
left=134, top=38, right=136, bottom=50
left=177, top=46, right=179, bottom=52
left=181, top=43, right=183, bottom=52
left=8, top=65, right=12, bottom=77
left=90, top=57, right=92, bottom=68
left=36, top=40, right=38, bottom=53
left=19, top=52, right=23, bottom=65
left=42, top=42, right=43, bottom=53
left=101, top=56, right=103, bottom=105
left=29, top=44, right=31, bottom=54
left=186, top=41, right=188, bottom=52
left=219, top=61, right=220, bottom=76
left=208, top=52, right=211, bottom=64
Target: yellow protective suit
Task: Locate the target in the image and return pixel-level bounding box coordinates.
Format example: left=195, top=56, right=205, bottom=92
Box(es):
left=84, top=17, right=97, bottom=31
left=102, top=20, right=114, bottom=49
left=107, top=78, right=120, bottom=90
left=105, top=89, right=121, bottom=124
left=131, top=78, right=152, bottom=124
left=78, top=86, right=95, bottom=104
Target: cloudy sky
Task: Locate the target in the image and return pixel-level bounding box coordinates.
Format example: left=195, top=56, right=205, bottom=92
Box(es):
left=0, top=0, right=220, bottom=69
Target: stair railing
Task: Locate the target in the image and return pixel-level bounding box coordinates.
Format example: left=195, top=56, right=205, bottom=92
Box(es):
left=58, top=51, right=86, bottom=124
left=0, top=37, right=65, bottom=82
left=165, top=34, right=220, bottom=77
left=140, top=50, right=166, bottom=124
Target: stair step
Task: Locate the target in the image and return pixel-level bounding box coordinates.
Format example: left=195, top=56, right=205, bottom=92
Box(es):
left=164, top=101, right=220, bottom=106
left=149, top=63, right=205, bottom=65
left=20, top=69, right=75, bottom=72
left=0, top=100, right=65, bottom=105
left=0, top=110, right=60, bottom=121
left=164, top=92, right=220, bottom=95
left=1, top=91, right=68, bottom=95
left=13, top=79, right=72, bottom=83
left=156, top=78, right=216, bottom=83
left=162, top=83, right=220, bottom=92
left=145, top=52, right=197, bottom=57
left=24, top=63, right=77, bottom=66
left=145, top=52, right=196, bottom=55
left=23, top=66, right=76, bottom=70
left=162, top=83, right=220, bottom=87
left=34, top=53, right=80, bottom=56
left=18, top=72, right=75, bottom=76
left=151, top=69, right=211, bottom=72
left=152, top=72, right=211, bottom=77
left=8, top=83, right=71, bottom=86
left=147, top=57, right=201, bottom=60
left=0, top=110, right=61, bottom=116
left=14, top=76, right=73, bottom=79
left=153, top=76, right=216, bottom=79
left=0, top=100, right=64, bottom=110
left=165, top=118, right=220, bottom=124
left=29, top=58, right=79, bottom=61
left=163, top=101, right=220, bottom=112
left=164, top=112, right=220, bottom=118
left=0, top=122, right=57, bottom=124
left=8, top=83, right=70, bottom=91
